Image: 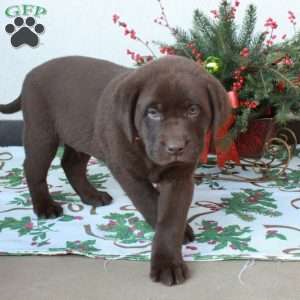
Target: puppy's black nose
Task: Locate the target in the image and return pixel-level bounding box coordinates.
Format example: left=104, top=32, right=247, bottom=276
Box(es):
left=166, top=142, right=186, bottom=156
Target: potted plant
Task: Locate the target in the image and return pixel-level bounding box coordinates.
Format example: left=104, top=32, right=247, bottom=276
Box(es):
left=113, top=0, right=300, bottom=160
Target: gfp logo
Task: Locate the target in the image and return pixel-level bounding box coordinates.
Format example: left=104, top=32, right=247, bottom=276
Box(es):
left=4, top=5, right=47, bottom=48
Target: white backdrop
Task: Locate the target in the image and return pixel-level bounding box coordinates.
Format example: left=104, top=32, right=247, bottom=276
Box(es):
left=0, top=0, right=299, bottom=119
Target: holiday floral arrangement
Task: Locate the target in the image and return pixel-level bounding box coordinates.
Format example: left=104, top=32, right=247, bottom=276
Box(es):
left=113, top=0, right=300, bottom=162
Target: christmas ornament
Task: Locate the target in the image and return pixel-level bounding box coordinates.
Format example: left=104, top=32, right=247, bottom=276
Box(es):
left=204, top=56, right=222, bottom=74
left=227, top=91, right=240, bottom=108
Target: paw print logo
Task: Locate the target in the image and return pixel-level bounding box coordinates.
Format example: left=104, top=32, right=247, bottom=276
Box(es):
left=5, top=17, right=45, bottom=48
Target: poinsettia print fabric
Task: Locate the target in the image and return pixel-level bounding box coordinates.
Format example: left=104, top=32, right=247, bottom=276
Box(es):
left=0, top=147, right=299, bottom=261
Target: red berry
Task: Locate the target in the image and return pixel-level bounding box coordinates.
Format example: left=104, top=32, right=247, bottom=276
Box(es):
left=112, top=14, right=120, bottom=24
left=130, top=30, right=136, bottom=39
left=216, top=226, right=224, bottom=232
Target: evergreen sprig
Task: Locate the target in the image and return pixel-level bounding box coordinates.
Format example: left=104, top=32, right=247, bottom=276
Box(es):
left=158, top=0, right=300, bottom=134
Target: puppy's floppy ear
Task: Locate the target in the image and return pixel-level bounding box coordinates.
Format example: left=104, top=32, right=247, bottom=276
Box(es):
left=207, top=77, right=231, bottom=138
left=115, top=72, right=141, bottom=143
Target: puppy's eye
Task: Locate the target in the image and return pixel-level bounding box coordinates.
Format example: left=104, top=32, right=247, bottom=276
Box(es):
left=147, top=108, right=162, bottom=120
left=187, top=105, right=200, bottom=117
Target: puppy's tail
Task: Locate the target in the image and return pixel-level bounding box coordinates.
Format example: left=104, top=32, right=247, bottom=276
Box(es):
left=0, top=96, right=22, bottom=114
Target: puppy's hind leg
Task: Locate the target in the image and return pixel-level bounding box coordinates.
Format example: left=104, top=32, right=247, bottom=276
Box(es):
left=24, top=134, right=62, bottom=219
left=61, top=145, right=112, bottom=207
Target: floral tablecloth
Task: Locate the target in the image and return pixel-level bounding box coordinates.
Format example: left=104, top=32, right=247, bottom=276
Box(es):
left=0, top=147, right=299, bottom=261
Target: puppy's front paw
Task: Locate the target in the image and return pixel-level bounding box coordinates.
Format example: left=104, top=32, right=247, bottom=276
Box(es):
left=81, top=191, right=113, bottom=207
left=150, top=257, right=189, bottom=286
left=34, top=200, right=63, bottom=219
left=183, top=223, right=195, bottom=244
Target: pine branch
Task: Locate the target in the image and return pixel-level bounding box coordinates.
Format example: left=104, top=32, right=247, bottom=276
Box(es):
left=250, top=32, right=266, bottom=54
left=268, top=67, right=300, bottom=91
left=167, top=26, right=195, bottom=58
left=218, top=2, right=238, bottom=51
left=192, top=9, right=216, bottom=45
left=173, top=26, right=191, bottom=44
left=151, top=0, right=300, bottom=133
left=238, top=4, right=257, bottom=48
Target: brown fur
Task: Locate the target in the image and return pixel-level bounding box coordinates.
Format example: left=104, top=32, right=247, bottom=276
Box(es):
left=0, top=55, right=230, bottom=285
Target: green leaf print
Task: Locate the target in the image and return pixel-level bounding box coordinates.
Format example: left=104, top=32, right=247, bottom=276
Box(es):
left=58, top=215, right=83, bottom=222
left=266, top=230, right=287, bottom=240
left=49, top=240, right=100, bottom=254
left=267, top=169, right=300, bottom=190
left=66, top=240, right=99, bottom=252
left=221, top=189, right=282, bottom=221
left=55, top=147, right=65, bottom=159
left=0, top=168, right=24, bottom=187
left=59, top=173, right=110, bottom=190
left=87, top=173, right=110, bottom=189
left=98, top=213, right=154, bottom=244
left=9, top=193, right=32, bottom=207
left=194, top=220, right=257, bottom=252
left=0, top=217, right=55, bottom=247
left=51, top=191, right=80, bottom=203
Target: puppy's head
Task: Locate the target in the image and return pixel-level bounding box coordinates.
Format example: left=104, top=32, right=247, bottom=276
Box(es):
left=118, top=56, right=230, bottom=166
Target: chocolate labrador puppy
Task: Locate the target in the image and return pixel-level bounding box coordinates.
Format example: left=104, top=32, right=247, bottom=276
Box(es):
left=0, top=55, right=229, bottom=285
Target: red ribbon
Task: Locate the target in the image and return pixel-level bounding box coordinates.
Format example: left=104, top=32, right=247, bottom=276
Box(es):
left=200, top=91, right=240, bottom=167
